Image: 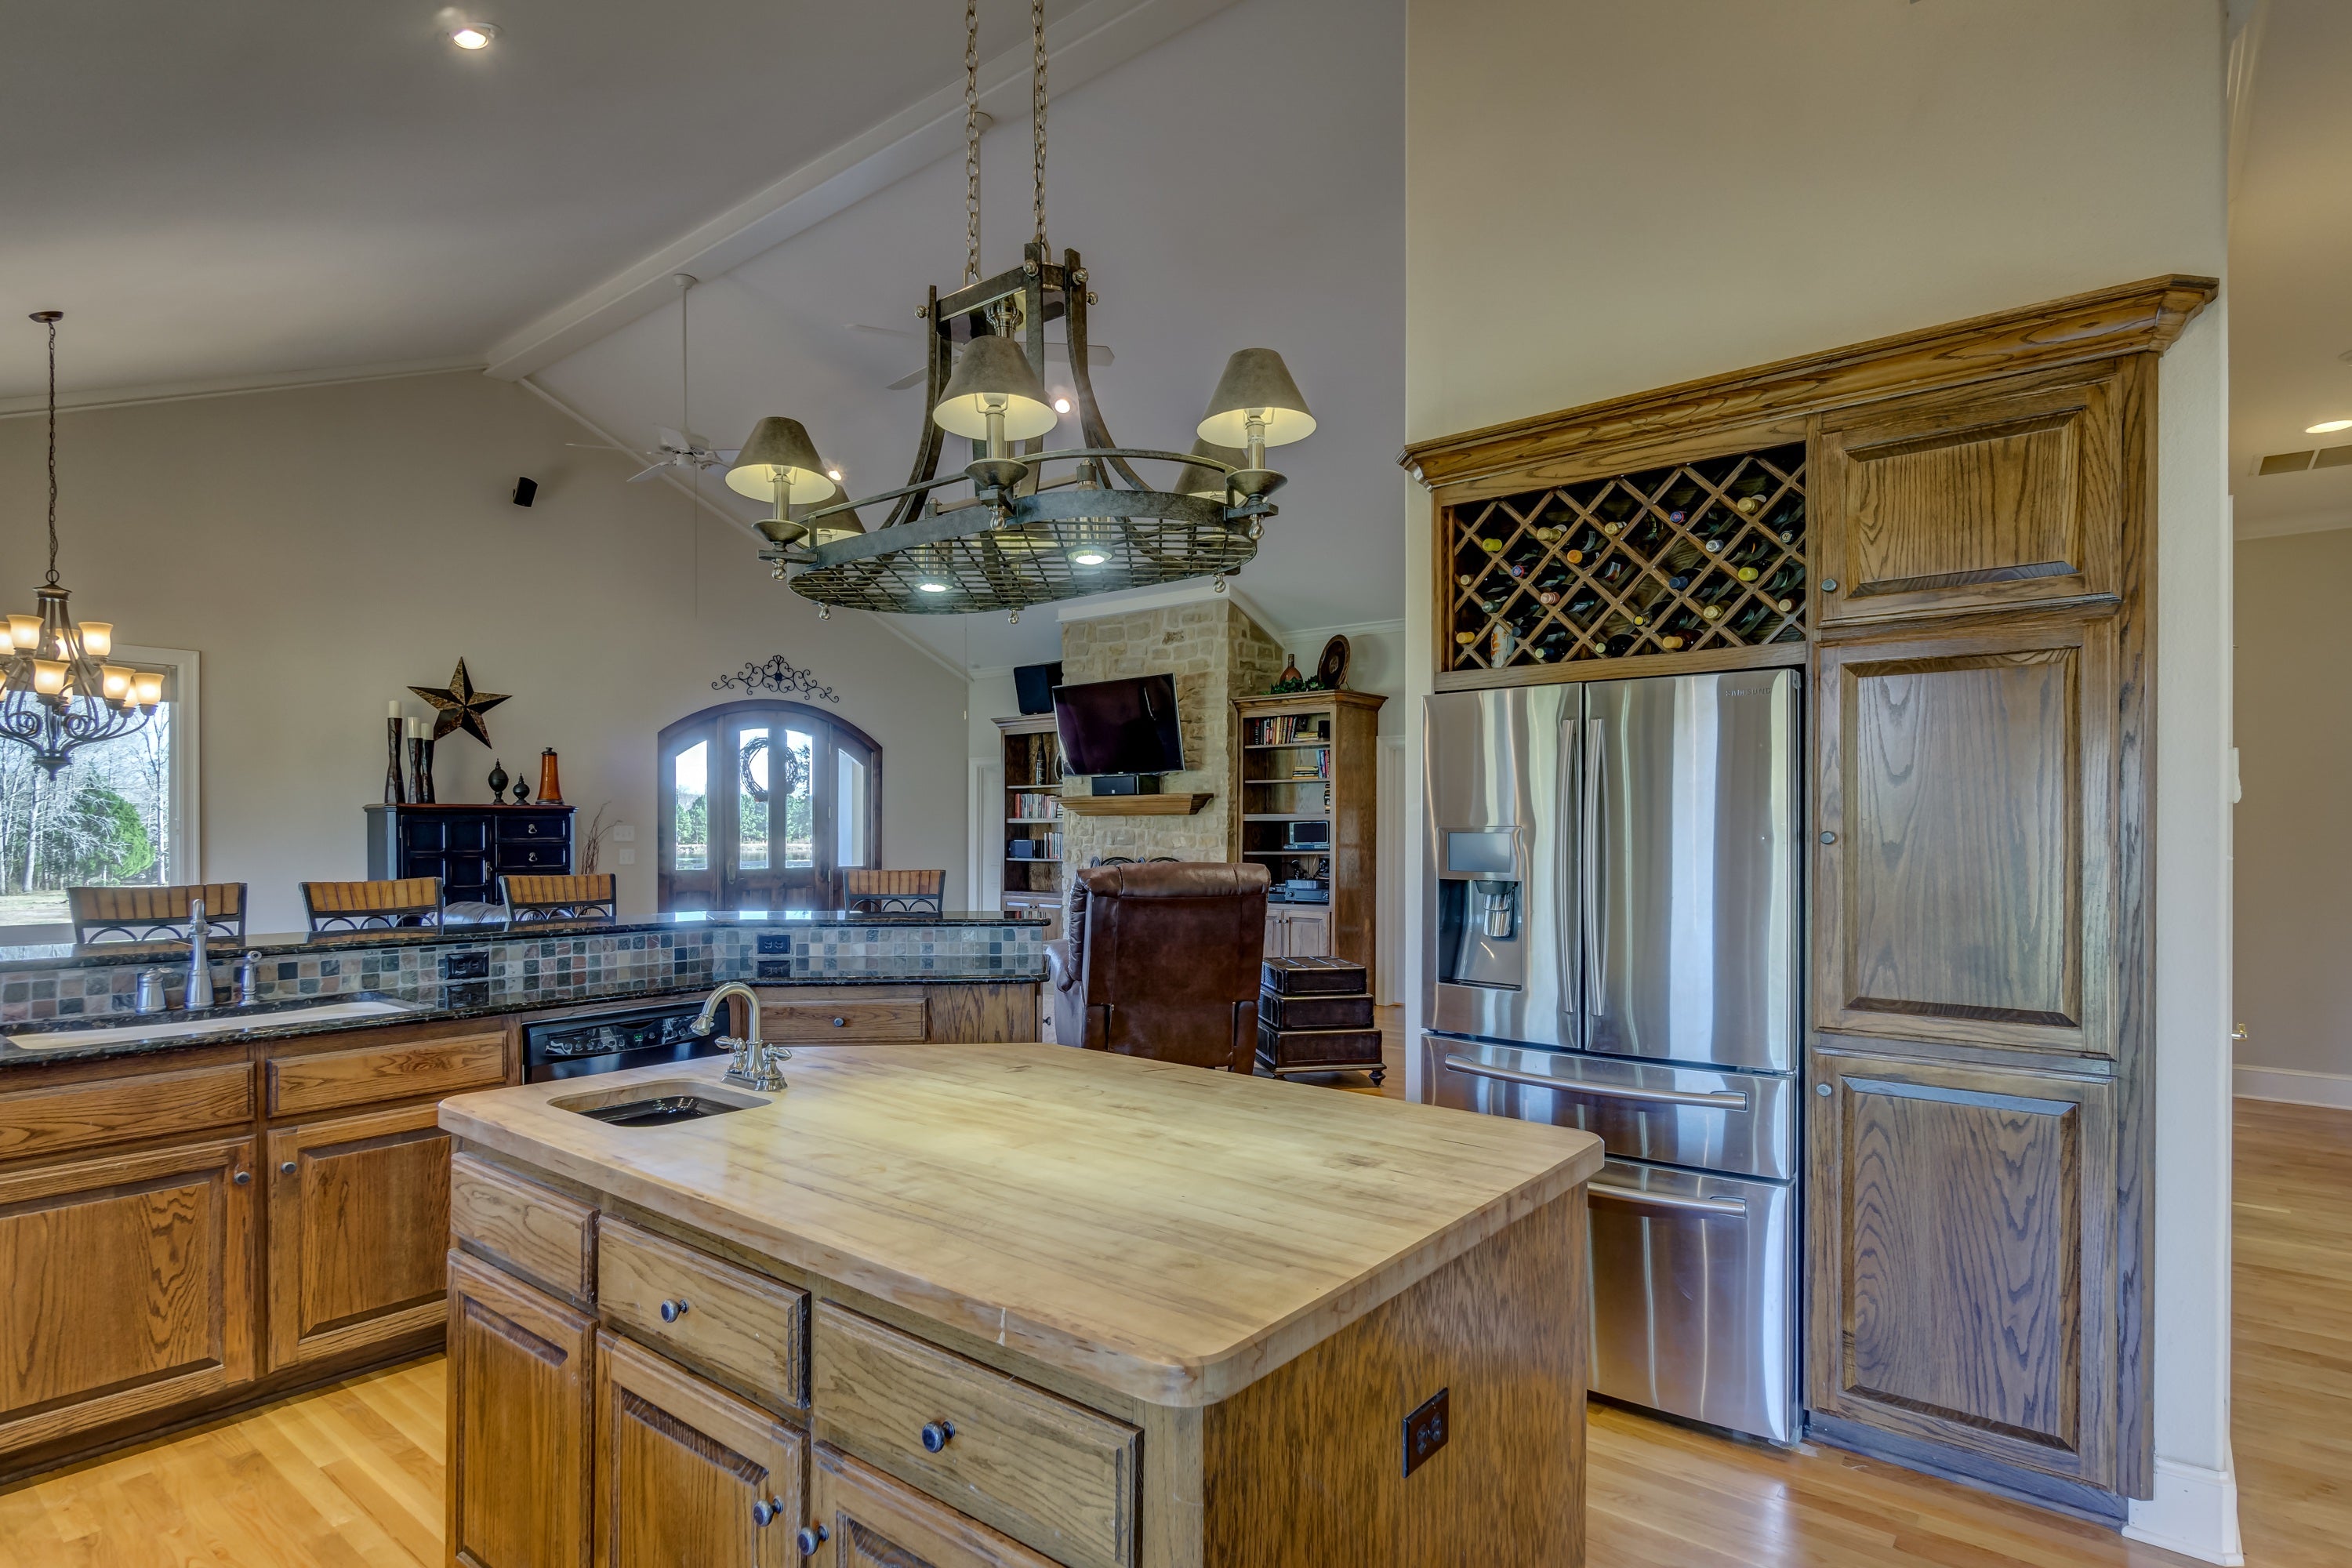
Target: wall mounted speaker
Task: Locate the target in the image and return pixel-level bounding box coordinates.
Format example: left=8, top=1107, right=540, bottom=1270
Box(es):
left=512, top=477, right=539, bottom=507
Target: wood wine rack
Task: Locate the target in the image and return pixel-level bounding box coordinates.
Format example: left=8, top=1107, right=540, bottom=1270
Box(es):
left=1444, top=442, right=1807, bottom=672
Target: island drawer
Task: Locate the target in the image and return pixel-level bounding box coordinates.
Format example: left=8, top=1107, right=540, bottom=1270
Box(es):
left=811, top=1303, right=1138, bottom=1568
left=811, top=1443, right=1062, bottom=1568
left=756, top=991, right=927, bottom=1043
left=598, top=1216, right=807, bottom=1412
left=267, top=1029, right=506, bottom=1116
left=0, top=1060, right=253, bottom=1165
left=450, top=1152, right=597, bottom=1304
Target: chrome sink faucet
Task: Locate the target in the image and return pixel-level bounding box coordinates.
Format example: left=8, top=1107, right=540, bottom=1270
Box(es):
left=693, top=982, right=789, bottom=1092
left=185, top=898, right=215, bottom=1011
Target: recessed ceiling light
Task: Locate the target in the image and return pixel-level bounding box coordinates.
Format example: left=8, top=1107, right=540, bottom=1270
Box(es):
left=916, top=580, right=949, bottom=593
left=1052, top=396, right=1072, bottom=415
left=826, top=467, right=844, bottom=482
left=1069, top=549, right=1107, bottom=566
left=2307, top=419, right=2352, bottom=434
left=448, top=22, right=498, bottom=49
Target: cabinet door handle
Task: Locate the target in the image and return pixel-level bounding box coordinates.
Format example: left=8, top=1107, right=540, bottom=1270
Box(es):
left=920, top=1418, right=956, bottom=1453
left=659, top=1298, right=690, bottom=1323
left=232, top=1170, right=252, bottom=1185
left=751, top=1495, right=786, bottom=1526
left=830, top=1016, right=846, bottom=1028
left=794, top=1523, right=829, bottom=1555
left=279, top=1160, right=298, bottom=1175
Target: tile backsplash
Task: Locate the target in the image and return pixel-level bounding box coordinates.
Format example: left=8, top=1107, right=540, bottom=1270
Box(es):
left=0, top=920, right=1046, bottom=1024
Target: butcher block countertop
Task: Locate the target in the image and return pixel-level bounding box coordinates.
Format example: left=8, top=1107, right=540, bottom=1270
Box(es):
left=438, top=1042, right=1602, bottom=1407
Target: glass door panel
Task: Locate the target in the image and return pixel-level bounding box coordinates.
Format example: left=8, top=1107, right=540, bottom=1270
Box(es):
left=659, top=702, right=882, bottom=915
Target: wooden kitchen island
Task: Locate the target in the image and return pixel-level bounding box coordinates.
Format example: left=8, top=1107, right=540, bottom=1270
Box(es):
left=438, top=1042, right=1603, bottom=1567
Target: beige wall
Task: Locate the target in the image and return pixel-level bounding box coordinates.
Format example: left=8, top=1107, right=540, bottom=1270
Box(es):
left=0, top=369, right=972, bottom=933
left=1403, top=0, right=2234, bottom=1552
left=2233, top=528, right=2352, bottom=1082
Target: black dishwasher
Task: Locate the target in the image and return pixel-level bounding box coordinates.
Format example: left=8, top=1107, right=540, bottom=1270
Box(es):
left=521, top=1001, right=725, bottom=1083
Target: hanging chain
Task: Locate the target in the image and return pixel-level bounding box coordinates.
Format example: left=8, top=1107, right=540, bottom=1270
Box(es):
left=964, top=0, right=982, bottom=284
left=42, top=314, right=58, bottom=586
left=1031, top=0, right=1048, bottom=256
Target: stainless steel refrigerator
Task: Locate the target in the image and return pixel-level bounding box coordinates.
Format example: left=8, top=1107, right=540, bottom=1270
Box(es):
left=1421, top=668, right=1800, bottom=1444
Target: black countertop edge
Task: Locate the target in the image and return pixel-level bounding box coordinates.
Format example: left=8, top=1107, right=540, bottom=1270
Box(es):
left=0, top=909, right=1048, bottom=975
left=0, top=968, right=1047, bottom=1068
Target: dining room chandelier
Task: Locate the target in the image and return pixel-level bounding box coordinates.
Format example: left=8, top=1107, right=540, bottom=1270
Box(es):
left=730, top=0, right=1317, bottom=619
left=0, top=311, right=158, bottom=776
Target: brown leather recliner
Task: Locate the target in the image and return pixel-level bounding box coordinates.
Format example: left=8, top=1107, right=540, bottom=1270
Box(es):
left=1045, top=861, right=1271, bottom=1070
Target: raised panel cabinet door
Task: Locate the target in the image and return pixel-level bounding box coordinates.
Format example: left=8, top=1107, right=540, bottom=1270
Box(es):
left=0, top=1135, right=257, bottom=1458
left=1262, top=912, right=1286, bottom=960
left=1283, top=909, right=1332, bottom=959
left=1813, top=613, right=2117, bottom=1059
left=1807, top=1048, right=2117, bottom=1491
left=592, top=1331, right=806, bottom=1568
left=266, top=1102, right=451, bottom=1373
left=808, top=1443, right=1061, bottom=1568
left=1814, top=362, right=2132, bottom=626
left=448, top=1250, right=595, bottom=1568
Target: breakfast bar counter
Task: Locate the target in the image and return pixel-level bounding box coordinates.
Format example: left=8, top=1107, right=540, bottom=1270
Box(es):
left=440, top=1043, right=1604, bottom=1566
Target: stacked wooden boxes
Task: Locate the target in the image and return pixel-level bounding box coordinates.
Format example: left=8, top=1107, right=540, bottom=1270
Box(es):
left=1257, top=956, right=1382, bottom=1083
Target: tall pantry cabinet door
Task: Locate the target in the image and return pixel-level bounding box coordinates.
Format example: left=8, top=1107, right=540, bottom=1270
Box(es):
left=1807, top=1048, right=2118, bottom=1494
left=1812, top=612, right=2118, bottom=1062
left=448, top=1251, right=594, bottom=1568
left=1813, top=362, right=2126, bottom=628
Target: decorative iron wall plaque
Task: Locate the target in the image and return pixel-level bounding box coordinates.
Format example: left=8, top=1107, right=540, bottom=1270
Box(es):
left=711, top=655, right=840, bottom=705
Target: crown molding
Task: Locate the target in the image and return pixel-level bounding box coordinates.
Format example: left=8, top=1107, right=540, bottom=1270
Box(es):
left=0, top=356, right=484, bottom=420
left=481, top=0, right=1241, bottom=381
left=1398, top=274, right=2220, bottom=493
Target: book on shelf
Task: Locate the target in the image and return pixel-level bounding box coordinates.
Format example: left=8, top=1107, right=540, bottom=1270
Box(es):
left=1009, top=791, right=1061, bottom=821
left=1247, top=714, right=1332, bottom=746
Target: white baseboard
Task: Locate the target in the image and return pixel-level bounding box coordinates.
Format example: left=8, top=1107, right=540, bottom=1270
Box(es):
left=2233, top=1062, right=2352, bottom=1108
left=2124, top=1456, right=2244, bottom=1566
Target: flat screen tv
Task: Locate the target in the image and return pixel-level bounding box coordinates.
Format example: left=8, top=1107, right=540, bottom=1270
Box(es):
left=1053, top=674, right=1185, bottom=775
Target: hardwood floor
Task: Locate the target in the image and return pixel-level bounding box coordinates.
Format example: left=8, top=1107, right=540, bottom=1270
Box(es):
left=1, top=1085, right=2335, bottom=1566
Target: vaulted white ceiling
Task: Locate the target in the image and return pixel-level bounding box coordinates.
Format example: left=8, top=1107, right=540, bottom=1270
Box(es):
left=2230, top=0, right=2352, bottom=536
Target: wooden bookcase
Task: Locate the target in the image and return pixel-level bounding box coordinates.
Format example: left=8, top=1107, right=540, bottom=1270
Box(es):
left=1229, top=691, right=1385, bottom=971
left=993, top=715, right=1065, bottom=937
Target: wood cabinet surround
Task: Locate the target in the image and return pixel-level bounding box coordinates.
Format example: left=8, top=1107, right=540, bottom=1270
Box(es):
left=439, top=1046, right=1602, bottom=1566
left=1403, top=274, right=2213, bottom=1521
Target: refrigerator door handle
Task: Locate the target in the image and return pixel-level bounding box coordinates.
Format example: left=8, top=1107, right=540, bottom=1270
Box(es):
left=1439, top=1053, right=1750, bottom=1109
left=1588, top=1180, right=1750, bottom=1218
left=1582, top=717, right=1604, bottom=1017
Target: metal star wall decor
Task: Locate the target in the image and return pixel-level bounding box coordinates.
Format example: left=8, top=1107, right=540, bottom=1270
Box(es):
left=409, top=659, right=510, bottom=746
left=710, top=655, right=840, bottom=705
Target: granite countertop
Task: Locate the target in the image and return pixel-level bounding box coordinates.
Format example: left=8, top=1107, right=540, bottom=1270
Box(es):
left=0, top=909, right=1045, bottom=975
left=0, top=967, right=1037, bottom=1069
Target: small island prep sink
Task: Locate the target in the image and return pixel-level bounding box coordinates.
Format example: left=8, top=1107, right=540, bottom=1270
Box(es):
left=3, top=996, right=425, bottom=1051
left=549, top=1076, right=772, bottom=1127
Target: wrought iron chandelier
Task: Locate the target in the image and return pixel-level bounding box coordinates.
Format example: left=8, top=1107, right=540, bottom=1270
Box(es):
left=0, top=311, right=157, bottom=775
left=730, top=0, right=1318, bottom=620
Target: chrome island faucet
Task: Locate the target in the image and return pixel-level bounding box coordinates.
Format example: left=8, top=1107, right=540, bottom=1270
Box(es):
left=693, top=982, right=789, bottom=1091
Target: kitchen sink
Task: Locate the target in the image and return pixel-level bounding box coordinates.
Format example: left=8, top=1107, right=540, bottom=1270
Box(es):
left=2, top=995, right=426, bottom=1051
left=550, top=1076, right=772, bottom=1126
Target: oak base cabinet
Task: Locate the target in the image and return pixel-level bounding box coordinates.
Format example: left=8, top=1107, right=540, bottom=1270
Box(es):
left=0, top=1136, right=257, bottom=1460
left=267, top=1102, right=452, bottom=1372
left=809, top=1443, right=1058, bottom=1568
left=594, top=1332, right=806, bottom=1568
left=448, top=1251, right=595, bottom=1568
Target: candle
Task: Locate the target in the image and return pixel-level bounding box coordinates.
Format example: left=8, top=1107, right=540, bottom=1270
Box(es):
left=406, top=717, right=423, bottom=739
left=387, top=700, right=402, bottom=720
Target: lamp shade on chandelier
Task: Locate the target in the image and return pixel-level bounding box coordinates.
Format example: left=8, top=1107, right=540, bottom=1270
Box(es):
left=733, top=0, right=1320, bottom=619
left=0, top=312, right=154, bottom=776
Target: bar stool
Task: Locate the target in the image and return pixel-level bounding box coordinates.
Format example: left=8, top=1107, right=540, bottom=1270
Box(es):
left=301, top=877, right=445, bottom=933
left=843, top=869, right=945, bottom=915
left=69, top=884, right=247, bottom=945
left=499, top=873, right=617, bottom=924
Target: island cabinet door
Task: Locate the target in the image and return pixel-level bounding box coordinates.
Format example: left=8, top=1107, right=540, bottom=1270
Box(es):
left=1806, top=1047, right=2120, bottom=1497
left=266, top=1102, right=451, bottom=1372
left=592, top=1332, right=806, bottom=1567
left=448, top=1251, right=595, bottom=1568
left=0, top=1135, right=257, bottom=1461
left=807, top=1443, right=1060, bottom=1568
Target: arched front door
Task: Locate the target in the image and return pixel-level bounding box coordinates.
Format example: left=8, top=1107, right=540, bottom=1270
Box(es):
left=657, top=701, right=880, bottom=913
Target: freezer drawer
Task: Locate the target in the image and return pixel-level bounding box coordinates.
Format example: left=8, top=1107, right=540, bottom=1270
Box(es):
left=1587, top=1159, right=1798, bottom=1446
left=1422, top=1034, right=1795, bottom=1181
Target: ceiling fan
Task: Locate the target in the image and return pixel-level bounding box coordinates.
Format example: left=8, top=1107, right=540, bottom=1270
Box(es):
left=568, top=274, right=744, bottom=482
left=845, top=322, right=1114, bottom=391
